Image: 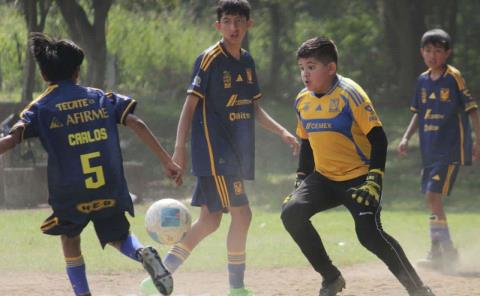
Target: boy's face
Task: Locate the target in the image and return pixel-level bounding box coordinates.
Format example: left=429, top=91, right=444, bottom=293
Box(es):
left=215, top=14, right=252, bottom=47
left=298, top=57, right=336, bottom=94
left=421, top=43, right=451, bottom=70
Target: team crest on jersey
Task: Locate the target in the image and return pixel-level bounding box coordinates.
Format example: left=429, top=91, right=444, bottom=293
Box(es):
left=421, top=88, right=427, bottom=104
left=302, top=102, right=310, bottom=111
left=329, top=98, right=340, bottom=112
left=440, top=88, right=450, bottom=101
left=315, top=104, right=322, bottom=111
left=236, top=74, right=244, bottom=82
left=429, top=92, right=436, bottom=100
left=233, top=181, right=244, bottom=195
left=223, top=71, right=232, bottom=88
left=246, top=68, right=253, bottom=84
left=49, top=117, right=64, bottom=129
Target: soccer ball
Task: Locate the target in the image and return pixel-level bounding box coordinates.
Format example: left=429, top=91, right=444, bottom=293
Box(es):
left=145, top=198, right=192, bottom=245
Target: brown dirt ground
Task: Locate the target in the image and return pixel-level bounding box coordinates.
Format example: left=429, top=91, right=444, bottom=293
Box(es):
left=1, top=263, right=480, bottom=296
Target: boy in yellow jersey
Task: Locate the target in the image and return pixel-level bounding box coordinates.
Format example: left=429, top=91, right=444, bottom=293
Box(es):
left=398, top=29, right=480, bottom=271
left=281, top=37, right=435, bottom=296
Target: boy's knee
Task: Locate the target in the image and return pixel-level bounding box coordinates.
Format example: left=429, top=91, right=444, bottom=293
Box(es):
left=281, top=204, right=305, bottom=231
left=201, top=214, right=222, bottom=233
left=230, top=205, right=252, bottom=225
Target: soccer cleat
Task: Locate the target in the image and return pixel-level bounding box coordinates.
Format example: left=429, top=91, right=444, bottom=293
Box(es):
left=140, top=246, right=174, bottom=295
left=319, top=275, right=345, bottom=296
left=409, top=286, right=436, bottom=296
left=227, top=287, right=254, bottom=296
left=417, top=243, right=442, bottom=271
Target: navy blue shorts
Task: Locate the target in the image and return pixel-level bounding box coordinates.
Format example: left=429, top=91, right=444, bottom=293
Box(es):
left=40, top=211, right=130, bottom=248
left=192, top=176, right=248, bottom=212
left=421, top=164, right=460, bottom=195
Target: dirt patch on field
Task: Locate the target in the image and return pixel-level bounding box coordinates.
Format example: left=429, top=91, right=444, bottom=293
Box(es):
left=1, top=263, right=479, bottom=296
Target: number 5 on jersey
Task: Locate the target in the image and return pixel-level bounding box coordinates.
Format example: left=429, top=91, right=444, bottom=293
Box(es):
left=80, top=152, right=105, bottom=189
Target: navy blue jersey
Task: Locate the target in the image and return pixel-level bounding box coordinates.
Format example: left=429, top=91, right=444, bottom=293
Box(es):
left=411, top=65, right=477, bottom=167
left=15, top=80, right=136, bottom=223
left=187, top=41, right=262, bottom=179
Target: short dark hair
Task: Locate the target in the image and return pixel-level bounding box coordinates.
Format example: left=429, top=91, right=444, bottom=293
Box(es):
left=296, top=37, right=338, bottom=65
left=216, top=0, right=251, bottom=21
left=421, top=29, right=451, bottom=50
left=29, top=32, right=84, bottom=82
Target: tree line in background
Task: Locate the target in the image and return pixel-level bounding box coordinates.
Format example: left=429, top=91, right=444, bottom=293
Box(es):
left=1, top=0, right=479, bottom=108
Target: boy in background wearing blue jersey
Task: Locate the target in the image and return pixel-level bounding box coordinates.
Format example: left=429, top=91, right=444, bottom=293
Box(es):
left=162, top=1, right=299, bottom=295
left=0, top=33, right=182, bottom=296
left=397, top=29, right=480, bottom=272
left=281, top=37, right=435, bottom=296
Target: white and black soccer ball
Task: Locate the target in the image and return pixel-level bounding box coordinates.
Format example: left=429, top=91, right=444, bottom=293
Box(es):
left=145, top=198, right=192, bottom=245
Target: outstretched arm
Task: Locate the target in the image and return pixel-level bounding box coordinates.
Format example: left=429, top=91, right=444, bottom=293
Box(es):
left=0, top=128, right=22, bottom=155
left=397, top=113, right=419, bottom=157
left=254, top=102, right=299, bottom=155
left=125, top=114, right=182, bottom=186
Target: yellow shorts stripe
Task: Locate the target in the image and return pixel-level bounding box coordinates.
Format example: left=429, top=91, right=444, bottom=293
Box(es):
left=442, top=165, right=455, bottom=195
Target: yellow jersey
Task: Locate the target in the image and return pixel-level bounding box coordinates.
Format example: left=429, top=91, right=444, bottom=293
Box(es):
left=295, top=75, right=382, bottom=181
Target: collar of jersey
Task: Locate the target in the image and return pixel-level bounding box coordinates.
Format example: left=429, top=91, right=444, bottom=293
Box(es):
left=219, top=39, right=246, bottom=62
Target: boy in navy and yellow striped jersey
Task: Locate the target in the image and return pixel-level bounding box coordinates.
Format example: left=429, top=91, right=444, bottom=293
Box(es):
left=163, top=1, right=299, bottom=295
left=0, top=33, right=182, bottom=296
left=398, top=29, right=480, bottom=271
left=281, top=37, right=434, bottom=296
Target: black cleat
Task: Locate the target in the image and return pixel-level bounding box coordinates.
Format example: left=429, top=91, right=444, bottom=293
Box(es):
left=319, top=275, right=345, bottom=296
left=410, top=286, right=436, bottom=296
left=140, top=246, right=174, bottom=295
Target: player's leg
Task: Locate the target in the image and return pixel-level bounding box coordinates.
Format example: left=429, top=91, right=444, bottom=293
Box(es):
left=281, top=172, right=344, bottom=294
left=227, top=201, right=252, bottom=295
left=164, top=176, right=223, bottom=273
left=41, top=213, right=90, bottom=296
left=95, top=212, right=173, bottom=295
left=421, top=164, right=459, bottom=270
left=341, top=175, right=433, bottom=295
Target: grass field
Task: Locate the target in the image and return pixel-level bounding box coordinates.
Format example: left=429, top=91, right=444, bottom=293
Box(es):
left=1, top=205, right=479, bottom=274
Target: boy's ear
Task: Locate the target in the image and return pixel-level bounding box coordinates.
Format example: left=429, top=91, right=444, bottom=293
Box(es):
left=327, top=62, right=337, bottom=75
left=247, top=19, right=253, bottom=29
left=215, top=21, right=221, bottom=32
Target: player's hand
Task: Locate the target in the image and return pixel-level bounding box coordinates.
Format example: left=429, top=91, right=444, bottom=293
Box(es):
left=397, top=138, right=409, bottom=157
left=350, top=169, right=383, bottom=207
left=281, top=130, right=300, bottom=156
left=172, top=146, right=187, bottom=173
left=165, top=160, right=183, bottom=186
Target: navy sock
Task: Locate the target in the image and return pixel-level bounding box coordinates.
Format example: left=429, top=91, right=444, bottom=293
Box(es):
left=163, top=243, right=191, bottom=273
left=228, top=252, right=246, bottom=289
left=120, top=233, right=144, bottom=262
left=66, top=255, right=90, bottom=296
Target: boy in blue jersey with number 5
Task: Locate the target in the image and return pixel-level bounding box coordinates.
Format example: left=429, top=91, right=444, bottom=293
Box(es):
left=162, top=1, right=299, bottom=295
left=281, top=37, right=435, bottom=296
left=0, top=33, right=182, bottom=296
left=398, top=29, right=480, bottom=272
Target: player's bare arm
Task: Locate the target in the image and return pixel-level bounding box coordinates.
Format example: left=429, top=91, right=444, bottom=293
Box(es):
left=254, top=101, right=299, bottom=155
left=0, top=127, right=22, bottom=154
left=173, top=94, right=200, bottom=171
left=398, top=113, right=419, bottom=157
left=468, top=109, right=480, bottom=161
left=125, top=113, right=183, bottom=186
